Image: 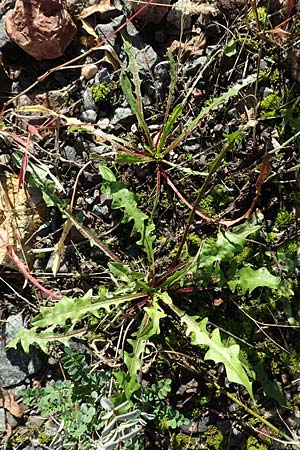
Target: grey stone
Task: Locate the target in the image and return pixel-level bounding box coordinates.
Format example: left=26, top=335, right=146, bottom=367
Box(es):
left=0, top=408, right=6, bottom=433
left=259, top=58, right=268, bottom=70
left=95, top=14, right=124, bottom=47
left=146, top=84, right=156, bottom=97
left=154, top=61, right=170, bottom=81
left=0, top=314, right=42, bottom=387
left=262, top=87, right=273, bottom=98
left=80, top=109, right=97, bottom=123
left=62, top=145, right=77, bottom=161
left=154, top=30, right=167, bottom=44
left=136, top=44, right=157, bottom=70
left=124, top=22, right=158, bottom=70
left=128, top=0, right=170, bottom=23
left=83, top=88, right=96, bottom=111
left=227, top=107, right=238, bottom=119
left=92, top=204, right=110, bottom=220
left=180, top=416, right=209, bottom=434
left=213, top=123, right=223, bottom=133
left=6, top=411, right=19, bottom=429
left=167, top=0, right=192, bottom=30
left=183, top=56, right=207, bottom=77
left=110, top=107, right=135, bottom=126
left=94, top=145, right=110, bottom=155
left=206, top=45, right=219, bottom=57
left=95, top=67, right=111, bottom=84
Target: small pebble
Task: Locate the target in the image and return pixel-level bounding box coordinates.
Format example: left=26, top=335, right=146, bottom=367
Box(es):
left=80, top=109, right=97, bottom=123
left=81, top=64, right=98, bottom=80
left=83, top=88, right=96, bottom=111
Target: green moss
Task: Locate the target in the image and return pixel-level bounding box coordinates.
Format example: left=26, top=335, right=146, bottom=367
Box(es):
left=200, top=195, right=218, bottom=217
left=188, top=232, right=202, bottom=256
left=159, top=416, right=169, bottom=431
left=281, top=349, right=300, bottom=376
left=38, top=432, right=53, bottom=445
left=270, top=68, right=280, bottom=84
left=283, top=191, right=300, bottom=203
left=90, top=82, right=115, bottom=102
left=171, top=432, right=197, bottom=449
left=7, top=431, right=30, bottom=449
left=204, top=425, right=225, bottom=450
left=243, top=435, right=268, bottom=450
left=278, top=240, right=299, bottom=259
left=233, top=246, right=253, bottom=265
left=265, top=232, right=276, bottom=243
left=259, top=94, right=282, bottom=119
left=248, top=7, right=267, bottom=24
left=274, top=209, right=293, bottom=230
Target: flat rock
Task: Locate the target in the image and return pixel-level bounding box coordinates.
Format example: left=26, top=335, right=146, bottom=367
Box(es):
left=0, top=314, right=42, bottom=387
left=166, top=0, right=192, bottom=30
left=5, top=0, right=77, bottom=60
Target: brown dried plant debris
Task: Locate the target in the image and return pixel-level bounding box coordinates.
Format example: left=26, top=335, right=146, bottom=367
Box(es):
left=0, top=388, right=23, bottom=419
left=0, top=171, right=46, bottom=268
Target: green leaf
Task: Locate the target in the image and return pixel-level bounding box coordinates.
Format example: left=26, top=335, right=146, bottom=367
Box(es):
left=164, top=297, right=254, bottom=399
left=122, top=296, right=166, bottom=399
left=156, top=103, right=183, bottom=153
left=101, top=179, right=156, bottom=262
left=6, top=326, right=86, bottom=354
left=224, top=39, right=237, bottom=57
left=254, top=362, right=287, bottom=407
left=115, top=153, right=153, bottom=164
left=228, top=266, right=292, bottom=294
left=199, top=222, right=261, bottom=272
left=99, top=165, right=116, bottom=182
left=33, top=290, right=147, bottom=328
left=120, top=39, right=152, bottom=147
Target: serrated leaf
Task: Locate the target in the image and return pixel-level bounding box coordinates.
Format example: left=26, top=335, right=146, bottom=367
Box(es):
left=6, top=326, right=86, bottom=354
left=137, top=220, right=156, bottom=265
left=32, top=290, right=147, bottom=329
left=120, top=40, right=152, bottom=147
left=228, top=266, right=291, bottom=294
left=102, top=180, right=155, bottom=261
left=122, top=297, right=166, bottom=399
left=164, top=299, right=254, bottom=398
left=198, top=221, right=261, bottom=272
left=254, top=362, right=287, bottom=407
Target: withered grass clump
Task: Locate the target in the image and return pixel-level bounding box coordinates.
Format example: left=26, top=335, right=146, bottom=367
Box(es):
left=0, top=171, right=46, bottom=267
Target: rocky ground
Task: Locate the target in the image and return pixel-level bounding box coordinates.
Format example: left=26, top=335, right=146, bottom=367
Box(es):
left=0, top=0, right=300, bottom=449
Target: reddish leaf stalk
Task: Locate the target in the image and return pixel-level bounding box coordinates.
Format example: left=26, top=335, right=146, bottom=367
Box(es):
left=6, top=244, right=62, bottom=300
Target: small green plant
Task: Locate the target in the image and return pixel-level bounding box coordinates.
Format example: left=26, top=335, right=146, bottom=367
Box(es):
left=137, top=379, right=189, bottom=429
left=204, top=425, right=225, bottom=450
left=22, top=350, right=154, bottom=449
left=90, top=82, right=115, bottom=102
left=259, top=93, right=282, bottom=119
left=243, top=435, right=269, bottom=450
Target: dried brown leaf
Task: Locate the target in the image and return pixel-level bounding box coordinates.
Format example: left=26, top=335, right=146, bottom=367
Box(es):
left=75, top=0, right=114, bottom=19
left=0, top=388, right=23, bottom=418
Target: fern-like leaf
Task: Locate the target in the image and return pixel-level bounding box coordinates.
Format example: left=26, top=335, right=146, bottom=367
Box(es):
left=163, top=296, right=254, bottom=399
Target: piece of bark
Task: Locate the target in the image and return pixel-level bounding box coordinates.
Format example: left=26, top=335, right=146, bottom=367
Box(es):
left=5, top=0, right=77, bottom=60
